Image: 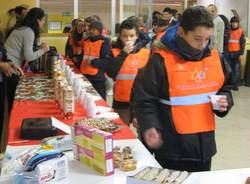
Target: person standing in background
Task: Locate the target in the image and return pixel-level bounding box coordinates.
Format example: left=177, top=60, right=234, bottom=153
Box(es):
left=4, top=7, right=49, bottom=112
left=66, top=19, right=85, bottom=69
left=105, top=20, right=150, bottom=124
left=162, top=7, right=178, bottom=28
left=6, top=5, right=28, bottom=38
left=207, top=4, right=225, bottom=53
left=228, top=16, right=246, bottom=91
left=80, top=21, right=111, bottom=100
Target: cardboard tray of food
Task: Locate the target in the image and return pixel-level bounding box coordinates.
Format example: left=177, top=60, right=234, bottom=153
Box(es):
left=127, top=166, right=189, bottom=184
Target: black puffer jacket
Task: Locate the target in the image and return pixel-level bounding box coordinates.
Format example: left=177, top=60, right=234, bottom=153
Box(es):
left=134, top=35, right=234, bottom=162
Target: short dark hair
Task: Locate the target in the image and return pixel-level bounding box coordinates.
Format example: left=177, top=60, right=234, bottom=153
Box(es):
left=119, top=19, right=139, bottom=34
left=71, top=19, right=78, bottom=27
left=230, top=16, right=239, bottom=23
left=180, top=6, right=214, bottom=32
left=84, top=16, right=96, bottom=24
left=163, top=7, right=173, bottom=14
left=90, top=21, right=103, bottom=33
left=153, top=18, right=166, bottom=27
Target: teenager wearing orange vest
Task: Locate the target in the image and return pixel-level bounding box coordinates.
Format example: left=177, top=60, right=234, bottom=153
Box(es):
left=66, top=19, right=85, bottom=69
left=80, top=21, right=111, bottom=100
left=134, top=6, right=234, bottom=172
left=154, top=18, right=168, bottom=41
left=228, top=16, right=245, bottom=91
left=105, top=20, right=150, bottom=123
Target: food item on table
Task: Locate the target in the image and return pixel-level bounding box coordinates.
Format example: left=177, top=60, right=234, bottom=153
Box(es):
left=113, top=153, right=121, bottom=168
left=132, top=167, right=188, bottom=183
left=77, top=118, right=121, bottom=133
left=121, top=159, right=137, bottom=171
left=63, top=85, right=75, bottom=119
left=113, top=145, right=136, bottom=171
left=113, top=146, right=120, bottom=152
left=167, top=171, right=181, bottom=183
left=154, top=169, right=170, bottom=183
left=174, top=170, right=189, bottom=183
left=15, top=76, right=54, bottom=101
left=134, top=167, right=151, bottom=179
left=142, top=167, right=160, bottom=181
left=123, top=152, right=133, bottom=160
left=122, top=146, right=132, bottom=154
left=246, top=177, right=250, bottom=184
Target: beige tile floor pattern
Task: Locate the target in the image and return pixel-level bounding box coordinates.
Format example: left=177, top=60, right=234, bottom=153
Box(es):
left=212, top=86, right=250, bottom=170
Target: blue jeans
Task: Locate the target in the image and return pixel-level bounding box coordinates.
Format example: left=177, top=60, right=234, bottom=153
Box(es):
left=230, top=59, right=241, bottom=86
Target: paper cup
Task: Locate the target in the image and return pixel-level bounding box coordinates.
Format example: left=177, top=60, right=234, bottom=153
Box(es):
left=210, top=95, right=226, bottom=110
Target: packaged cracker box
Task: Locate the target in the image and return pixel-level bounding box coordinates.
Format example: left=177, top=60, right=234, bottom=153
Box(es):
left=72, top=123, right=114, bottom=176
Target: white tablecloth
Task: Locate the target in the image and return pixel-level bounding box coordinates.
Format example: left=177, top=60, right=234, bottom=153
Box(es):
left=184, top=167, right=250, bottom=184
left=1, top=139, right=161, bottom=184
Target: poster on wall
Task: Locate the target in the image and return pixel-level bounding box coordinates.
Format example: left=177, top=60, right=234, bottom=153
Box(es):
left=48, top=21, right=62, bottom=30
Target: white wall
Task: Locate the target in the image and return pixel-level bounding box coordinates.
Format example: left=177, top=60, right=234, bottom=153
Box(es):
left=216, top=0, right=248, bottom=35
left=197, top=0, right=215, bottom=7
left=197, top=0, right=249, bottom=36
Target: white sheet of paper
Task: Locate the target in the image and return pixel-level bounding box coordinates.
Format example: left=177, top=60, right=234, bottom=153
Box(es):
left=51, top=117, right=71, bottom=134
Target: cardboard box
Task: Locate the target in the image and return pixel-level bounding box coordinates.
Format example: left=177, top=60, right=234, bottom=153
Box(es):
left=72, top=124, right=114, bottom=176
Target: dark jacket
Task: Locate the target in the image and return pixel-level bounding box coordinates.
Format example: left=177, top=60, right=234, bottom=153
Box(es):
left=105, top=37, right=147, bottom=109
left=134, top=32, right=234, bottom=162
left=0, top=32, right=8, bottom=80
left=84, top=35, right=111, bottom=81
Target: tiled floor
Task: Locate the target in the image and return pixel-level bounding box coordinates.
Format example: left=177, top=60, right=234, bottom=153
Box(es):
left=212, top=86, right=250, bottom=170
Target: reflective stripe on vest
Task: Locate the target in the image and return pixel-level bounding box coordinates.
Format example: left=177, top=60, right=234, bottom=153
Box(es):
left=80, top=39, right=104, bottom=75
left=156, top=30, right=166, bottom=40
left=113, top=48, right=150, bottom=102
left=155, top=48, right=225, bottom=134
left=116, top=74, right=137, bottom=80
left=159, top=91, right=217, bottom=106
left=83, top=55, right=99, bottom=60
left=228, top=28, right=243, bottom=52
left=228, top=40, right=240, bottom=43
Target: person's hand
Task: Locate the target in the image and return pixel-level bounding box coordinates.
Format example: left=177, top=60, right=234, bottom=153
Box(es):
left=216, top=95, right=228, bottom=112
left=12, top=64, right=24, bottom=76
left=238, top=55, right=243, bottom=61
left=123, top=41, right=134, bottom=54
left=143, top=128, right=163, bottom=149
left=0, top=62, right=13, bottom=77
left=41, top=43, right=49, bottom=52
left=72, top=56, right=78, bottom=63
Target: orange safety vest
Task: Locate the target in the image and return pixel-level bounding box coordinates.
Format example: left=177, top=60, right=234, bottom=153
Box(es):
left=80, top=39, right=104, bottom=75
left=156, top=30, right=166, bottom=40
left=156, top=49, right=225, bottom=134
left=113, top=48, right=150, bottom=102
left=228, top=28, right=243, bottom=52
left=69, top=32, right=84, bottom=55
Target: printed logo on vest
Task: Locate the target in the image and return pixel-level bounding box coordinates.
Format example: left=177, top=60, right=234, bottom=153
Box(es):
left=190, top=68, right=207, bottom=83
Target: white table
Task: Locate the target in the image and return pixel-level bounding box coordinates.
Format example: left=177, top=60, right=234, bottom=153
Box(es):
left=184, top=167, right=250, bottom=184
left=1, top=139, right=161, bottom=184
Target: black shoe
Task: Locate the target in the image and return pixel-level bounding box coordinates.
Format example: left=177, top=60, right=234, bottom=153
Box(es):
left=232, top=86, right=239, bottom=91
